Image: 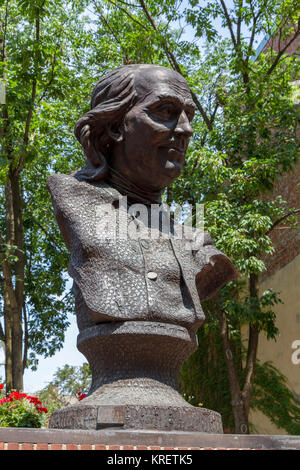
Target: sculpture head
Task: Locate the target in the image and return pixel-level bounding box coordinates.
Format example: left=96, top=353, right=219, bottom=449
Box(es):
left=74, top=64, right=195, bottom=191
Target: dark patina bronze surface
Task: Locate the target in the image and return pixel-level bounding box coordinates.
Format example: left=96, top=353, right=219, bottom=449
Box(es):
left=47, top=65, right=237, bottom=432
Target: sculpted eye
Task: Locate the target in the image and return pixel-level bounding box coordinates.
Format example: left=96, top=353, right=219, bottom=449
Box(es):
left=151, top=103, right=178, bottom=120
left=185, top=108, right=195, bottom=122
left=149, top=101, right=195, bottom=123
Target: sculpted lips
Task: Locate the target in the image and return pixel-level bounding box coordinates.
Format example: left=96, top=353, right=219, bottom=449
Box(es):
left=160, top=140, right=188, bottom=173
left=167, top=146, right=185, bottom=156
left=161, top=139, right=188, bottom=154
left=160, top=144, right=187, bottom=175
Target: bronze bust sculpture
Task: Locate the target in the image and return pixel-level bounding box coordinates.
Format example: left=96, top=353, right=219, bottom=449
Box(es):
left=48, top=64, right=237, bottom=432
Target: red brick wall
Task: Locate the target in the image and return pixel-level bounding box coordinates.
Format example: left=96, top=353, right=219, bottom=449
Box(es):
left=0, top=442, right=273, bottom=450
left=261, top=29, right=300, bottom=280
left=0, top=442, right=200, bottom=450
left=262, top=163, right=300, bottom=280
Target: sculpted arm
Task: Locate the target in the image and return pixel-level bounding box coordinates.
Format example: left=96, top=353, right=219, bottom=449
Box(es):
left=194, top=232, right=238, bottom=302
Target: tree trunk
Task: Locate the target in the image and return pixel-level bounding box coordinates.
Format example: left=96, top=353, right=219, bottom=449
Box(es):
left=241, top=274, right=260, bottom=421
left=217, top=301, right=249, bottom=433
left=3, top=173, right=24, bottom=391
left=217, top=272, right=261, bottom=434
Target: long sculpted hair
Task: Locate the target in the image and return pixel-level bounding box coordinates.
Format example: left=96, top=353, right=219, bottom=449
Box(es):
left=74, top=65, right=139, bottom=182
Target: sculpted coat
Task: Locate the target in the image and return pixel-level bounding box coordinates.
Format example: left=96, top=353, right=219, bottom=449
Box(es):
left=47, top=174, right=236, bottom=333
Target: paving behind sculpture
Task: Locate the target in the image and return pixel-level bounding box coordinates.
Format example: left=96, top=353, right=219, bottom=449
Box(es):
left=48, top=64, right=237, bottom=432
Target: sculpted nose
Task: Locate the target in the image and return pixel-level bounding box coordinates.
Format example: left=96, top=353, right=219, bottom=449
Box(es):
left=174, top=111, right=193, bottom=138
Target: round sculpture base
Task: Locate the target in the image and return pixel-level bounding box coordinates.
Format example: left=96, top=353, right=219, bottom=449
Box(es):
left=49, top=403, right=223, bottom=433
left=49, top=321, right=223, bottom=433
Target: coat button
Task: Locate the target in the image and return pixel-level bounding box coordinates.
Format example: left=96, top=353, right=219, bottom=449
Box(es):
left=147, top=271, right=158, bottom=280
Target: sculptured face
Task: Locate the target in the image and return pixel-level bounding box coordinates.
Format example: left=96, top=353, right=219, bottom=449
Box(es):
left=109, top=66, right=195, bottom=192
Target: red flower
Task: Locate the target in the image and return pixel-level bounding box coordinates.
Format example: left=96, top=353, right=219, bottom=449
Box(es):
left=0, top=389, right=47, bottom=413
left=26, top=396, right=42, bottom=406
left=0, top=397, right=11, bottom=404
left=9, top=391, right=27, bottom=401
left=77, top=391, right=87, bottom=401
left=0, top=384, right=4, bottom=390
left=36, top=406, right=48, bottom=414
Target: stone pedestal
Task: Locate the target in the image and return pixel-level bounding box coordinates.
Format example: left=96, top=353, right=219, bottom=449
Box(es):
left=49, top=322, right=223, bottom=433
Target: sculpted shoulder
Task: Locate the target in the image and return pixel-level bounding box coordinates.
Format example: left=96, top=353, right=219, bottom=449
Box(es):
left=47, top=172, right=75, bottom=190
left=47, top=173, right=88, bottom=200
left=46, top=173, right=119, bottom=208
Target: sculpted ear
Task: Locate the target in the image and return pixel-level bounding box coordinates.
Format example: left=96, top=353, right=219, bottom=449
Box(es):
left=106, top=122, right=124, bottom=143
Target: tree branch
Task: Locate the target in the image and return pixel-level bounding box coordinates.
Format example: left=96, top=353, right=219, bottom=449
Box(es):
left=24, top=207, right=65, bottom=254
left=236, top=0, right=243, bottom=46
left=108, top=0, right=149, bottom=31
left=0, top=1, right=11, bottom=152
left=266, top=208, right=300, bottom=235
left=92, top=0, right=129, bottom=61
left=38, top=32, right=62, bottom=104
left=114, top=0, right=141, bottom=7
left=22, top=301, right=28, bottom=373
left=246, top=1, right=264, bottom=60
left=219, top=0, right=250, bottom=87
left=0, top=321, right=5, bottom=342
left=15, top=16, right=40, bottom=177
left=210, top=102, right=219, bottom=125
left=265, top=21, right=300, bottom=77
left=219, top=0, right=238, bottom=51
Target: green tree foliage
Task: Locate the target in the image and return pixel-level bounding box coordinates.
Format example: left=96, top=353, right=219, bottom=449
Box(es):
left=48, top=363, right=92, bottom=396
left=36, top=384, right=65, bottom=426
left=36, top=363, right=91, bottom=426
left=0, top=0, right=98, bottom=390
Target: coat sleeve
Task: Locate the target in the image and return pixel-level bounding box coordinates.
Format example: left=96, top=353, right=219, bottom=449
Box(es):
left=194, top=232, right=238, bottom=301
